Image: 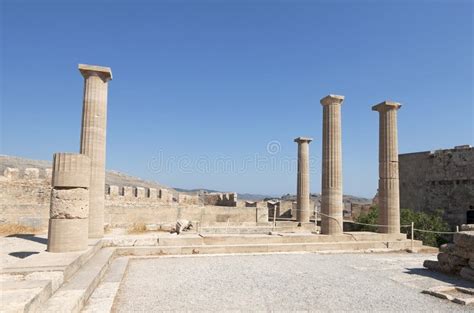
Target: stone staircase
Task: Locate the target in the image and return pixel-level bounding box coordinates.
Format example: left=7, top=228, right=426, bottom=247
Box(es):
left=1, top=232, right=423, bottom=313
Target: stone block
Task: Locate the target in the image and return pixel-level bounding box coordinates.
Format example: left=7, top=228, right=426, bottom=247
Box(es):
left=4, top=167, right=20, bottom=180
left=45, top=168, right=53, bottom=181
left=47, top=218, right=88, bottom=252
left=135, top=187, right=146, bottom=198
left=453, top=231, right=474, bottom=249
left=109, top=185, right=120, bottom=196
left=24, top=168, right=40, bottom=179
left=122, top=186, right=134, bottom=197
left=453, top=245, right=474, bottom=260
left=145, top=224, right=158, bottom=231
left=460, top=266, right=474, bottom=282
left=52, top=153, right=91, bottom=188
left=461, top=224, right=474, bottom=231
left=439, top=243, right=455, bottom=254
left=148, top=188, right=158, bottom=199
left=50, top=188, right=89, bottom=219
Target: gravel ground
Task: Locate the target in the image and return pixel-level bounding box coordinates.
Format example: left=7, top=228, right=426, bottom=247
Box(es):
left=114, top=253, right=474, bottom=312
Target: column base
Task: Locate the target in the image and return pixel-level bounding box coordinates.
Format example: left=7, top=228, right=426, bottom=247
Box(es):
left=47, top=218, right=88, bottom=252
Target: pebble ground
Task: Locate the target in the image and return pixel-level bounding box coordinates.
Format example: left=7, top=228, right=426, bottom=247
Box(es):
left=114, top=252, right=474, bottom=312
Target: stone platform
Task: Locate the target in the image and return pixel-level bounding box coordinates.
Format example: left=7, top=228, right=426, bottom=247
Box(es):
left=0, top=231, right=426, bottom=312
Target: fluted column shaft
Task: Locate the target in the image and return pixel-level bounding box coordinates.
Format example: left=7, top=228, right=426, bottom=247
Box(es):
left=295, top=137, right=313, bottom=223
left=373, top=101, right=401, bottom=234
left=79, top=64, right=112, bottom=238
left=320, top=95, right=344, bottom=235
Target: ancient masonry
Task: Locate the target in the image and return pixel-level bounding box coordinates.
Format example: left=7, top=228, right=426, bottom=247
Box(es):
left=0, top=167, right=268, bottom=230
left=320, top=95, right=344, bottom=235
left=79, top=64, right=113, bottom=238
left=47, top=153, right=91, bottom=252
left=294, top=137, right=312, bottom=223
left=373, top=101, right=401, bottom=234
left=399, top=145, right=474, bottom=228
left=424, top=225, right=474, bottom=282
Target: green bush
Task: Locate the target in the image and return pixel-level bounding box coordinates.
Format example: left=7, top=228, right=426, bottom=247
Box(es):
left=354, top=206, right=450, bottom=247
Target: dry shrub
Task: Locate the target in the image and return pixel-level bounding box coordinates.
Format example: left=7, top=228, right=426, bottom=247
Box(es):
left=0, top=223, right=41, bottom=236
left=127, top=223, right=147, bottom=234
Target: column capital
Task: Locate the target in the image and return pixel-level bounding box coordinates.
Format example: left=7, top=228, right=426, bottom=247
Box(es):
left=320, top=94, right=344, bottom=106
left=78, top=64, right=113, bottom=81
left=294, top=137, right=313, bottom=143
left=372, top=101, right=401, bottom=112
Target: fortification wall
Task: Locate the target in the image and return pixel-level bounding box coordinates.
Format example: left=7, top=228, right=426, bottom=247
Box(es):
left=203, top=192, right=237, bottom=207
left=399, top=146, right=474, bottom=228
left=0, top=167, right=267, bottom=229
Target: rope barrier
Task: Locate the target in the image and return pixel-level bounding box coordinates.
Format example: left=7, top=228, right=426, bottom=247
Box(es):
left=413, top=228, right=457, bottom=234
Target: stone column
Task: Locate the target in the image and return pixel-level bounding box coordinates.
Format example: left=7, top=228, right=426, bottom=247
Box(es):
left=47, top=153, right=91, bottom=252
left=320, top=94, right=344, bottom=235
left=372, top=101, right=401, bottom=234
left=294, top=137, right=313, bottom=223
left=79, top=64, right=112, bottom=238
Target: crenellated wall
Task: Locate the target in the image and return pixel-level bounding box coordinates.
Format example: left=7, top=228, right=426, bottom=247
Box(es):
left=203, top=192, right=237, bottom=207
left=0, top=167, right=267, bottom=229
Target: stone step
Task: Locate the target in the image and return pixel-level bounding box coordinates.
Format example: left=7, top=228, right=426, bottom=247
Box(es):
left=82, top=257, right=129, bottom=313
left=0, top=280, right=52, bottom=313
left=115, top=239, right=423, bottom=257
left=40, top=248, right=115, bottom=313
left=200, top=232, right=407, bottom=245
left=103, top=232, right=409, bottom=248
left=1, top=239, right=102, bottom=283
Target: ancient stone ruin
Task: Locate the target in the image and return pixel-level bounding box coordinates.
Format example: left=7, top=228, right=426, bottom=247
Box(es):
left=424, top=226, right=474, bottom=282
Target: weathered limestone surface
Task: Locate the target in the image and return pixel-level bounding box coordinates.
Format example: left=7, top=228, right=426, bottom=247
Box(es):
left=50, top=188, right=89, bottom=219
left=48, top=153, right=91, bottom=252
left=79, top=64, right=112, bottom=238
left=373, top=101, right=401, bottom=234
left=24, top=168, right=40, bottom=179
left=294, top=137, right=312, bottom=223
left=0, top=169, right=267, bottom=229
left=399, top=146, right=474, bottom=228
left=424, top=231, right=474, bottom=281
left=4, top=167, right=20, bottom=180
left=203, top=192, right=237, bottom=207
left=320, top=95, right=344, bottom=235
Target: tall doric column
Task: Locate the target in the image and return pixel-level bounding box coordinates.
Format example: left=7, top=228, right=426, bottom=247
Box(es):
left=372, top=101, right=401, bottom=234
left=79, top=64, right=112, bottom=238
left=320, top=94, right=344, bottom=235
left=294, top=137, right=313, bottom=223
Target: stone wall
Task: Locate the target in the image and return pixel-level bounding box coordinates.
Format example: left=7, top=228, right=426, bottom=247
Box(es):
left=0, top=167, right=267, bottom=230
left=399, top=145, right=474, bottom=228
left=203, top=192, right=237, bottom=207
left=424, top=229, right=474, bottom=282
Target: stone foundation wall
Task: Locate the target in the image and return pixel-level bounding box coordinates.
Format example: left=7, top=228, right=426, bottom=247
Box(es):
left=424, top=229, right=474, bottom=282
left=399, top=146, right=474, bottom=228
left=0, top=168, right=267, bottom=230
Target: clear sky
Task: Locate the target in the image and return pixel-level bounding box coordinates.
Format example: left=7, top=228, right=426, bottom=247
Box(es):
left=1, top=0, right=473, bottom=197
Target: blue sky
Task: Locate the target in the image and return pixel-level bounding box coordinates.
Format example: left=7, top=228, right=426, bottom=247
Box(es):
left=1, top=0, right=473, bottom=197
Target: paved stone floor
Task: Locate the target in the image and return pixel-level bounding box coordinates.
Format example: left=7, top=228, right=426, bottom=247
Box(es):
left=114, top=252, right=474, bottom=312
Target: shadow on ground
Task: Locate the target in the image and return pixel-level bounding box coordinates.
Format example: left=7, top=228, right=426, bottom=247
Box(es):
left=8, top=251, right=40, bottom=259
left=405, top=267, right=474, bottom=289
left=6, top=234, right=47, bottom=245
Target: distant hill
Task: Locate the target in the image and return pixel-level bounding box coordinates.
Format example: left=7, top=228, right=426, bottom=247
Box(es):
left=0, top=155, right=172, bottom=191
left=281, top=193, right=372, bottom=204
left=174, top=187, right=274, bottom=201
left=1, top=155, right=373, bottom=203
